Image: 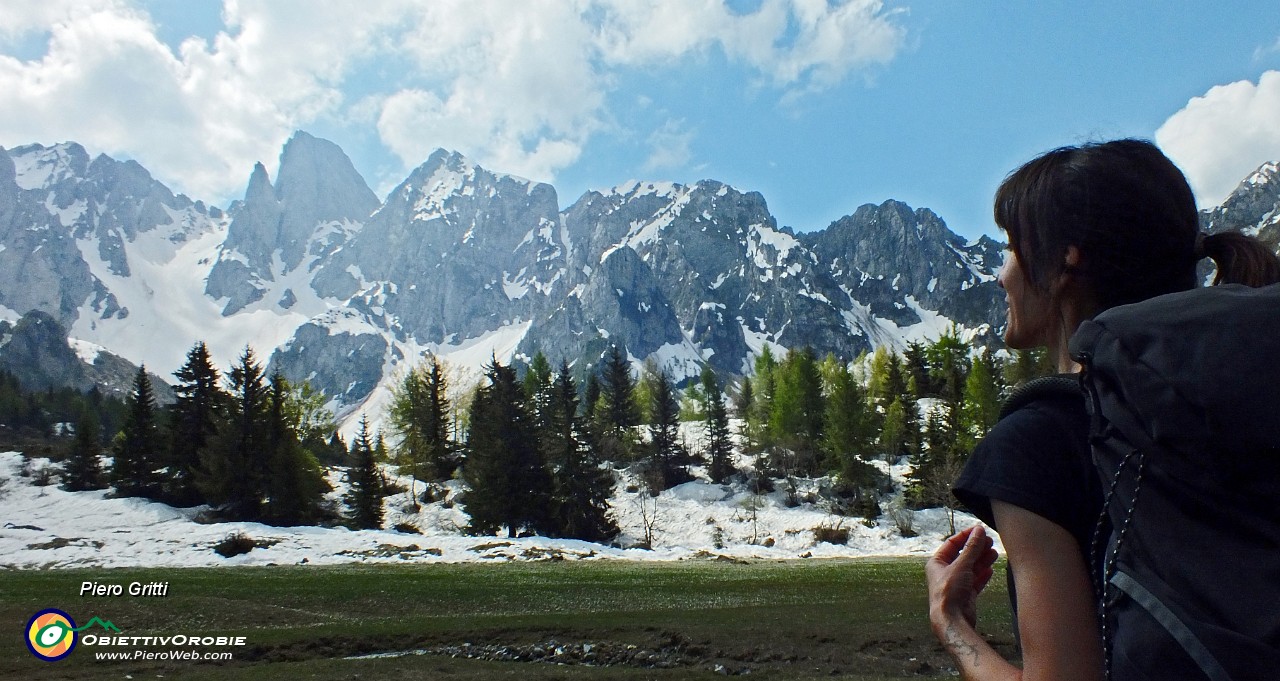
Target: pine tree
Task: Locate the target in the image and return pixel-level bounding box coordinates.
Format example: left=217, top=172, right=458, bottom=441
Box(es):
left=199, top=348, right=269, bottom=520
left=463, top=358, right=554, bottom=537
left=263, top=372, right=331, bottom=526
left=646, top=369, right=689, bottom=490
left=167, top=341, right=227, bottom=505
left=903, top=341, right=931, bottom=396
left=601, top=345, right=638, bottom=428
left=111, top=367, right=164, bottom=499
left=597, top=345, right=640, bottom=461
left=344, top=416, right=384, bottom=529
left=583, top=372, right=602, bottom=420
left=63, top=411, right=105, bottom=491
left=544, top=362, right=618, bottom=541
left=701, top=366, right=735, bottom=483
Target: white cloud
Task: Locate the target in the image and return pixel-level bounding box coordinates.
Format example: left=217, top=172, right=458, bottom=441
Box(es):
left=643, top=119, right=694, bottom=172
left=0, top=0, right=907, bottom=203
left=1156, top=70, right=1280, bottom=207
left=595, top=0, right=904, bottom=88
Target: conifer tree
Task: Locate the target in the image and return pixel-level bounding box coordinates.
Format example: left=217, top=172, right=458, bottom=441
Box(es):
left=646, top=369, right=689, bottom=490
left=903, top=341, right=932, bottom=398
left=961, top=347, right=1003, bottom=446
left=769, top=348, right=825, bottom=475
left=583, top=372, right=602, bottom=420
left=263, top=372, right=331, bottom=526
left=927, top=328, right=969, bottom=408
left=701, top=366, right=735, bottom=484
left=751, top=346, right=779, bottom=445
left=522, top=350, right=553, bottom=400
left=463, top=358, right=554, bottom=537
left=199, top=348, right=269, bottom=520
left=634, top=358, right=662, bottom=424
left=544, top=362, right=618, bottom=541
left=111, top=367, right=164, bottom=499
left=879, top=397, right=908, bottom=459
left=821, top=361, right=878, bottom=483
left=286, top=379, right=337, bottom=460
left=388, top=356, right=457, bottom=501
left=734, top=376, right=754, bottom=420
left=908, top=406, right=966, bottom=531
left=734, top=376, right=761, bottom=453
left=597, top=345, right=640, bottom=461
left=343, top=416, right=384, bottom=529
left=167, top=341, right=227, bottom=505
left=63, top=411, right=105, bottom=491
left=1005, top=348, right=1056, bottom=389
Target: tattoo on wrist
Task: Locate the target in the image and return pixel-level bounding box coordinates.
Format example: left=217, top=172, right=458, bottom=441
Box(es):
left=944, top=622, right=981, bottom=667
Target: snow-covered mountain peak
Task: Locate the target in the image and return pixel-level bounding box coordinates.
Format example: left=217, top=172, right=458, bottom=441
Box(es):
left=0, top=132, right=1027, bottom=435
left=8, top=142, right=91, bottom=191
left=1244, top=161, right=1280, bottom=191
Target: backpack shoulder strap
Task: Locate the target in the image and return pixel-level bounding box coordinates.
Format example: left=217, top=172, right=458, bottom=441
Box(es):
left=999, top=374, right=1082, bottom=421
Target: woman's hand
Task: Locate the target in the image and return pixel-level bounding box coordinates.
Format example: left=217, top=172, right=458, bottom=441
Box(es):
left=926, top=524, right=999, bottom=634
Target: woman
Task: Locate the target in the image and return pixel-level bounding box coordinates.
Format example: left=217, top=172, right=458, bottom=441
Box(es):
left=924, top=139, right=1280, bottom=681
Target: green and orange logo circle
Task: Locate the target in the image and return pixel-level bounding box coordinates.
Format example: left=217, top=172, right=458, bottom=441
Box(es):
left=26, top=609, right=77, bottom=661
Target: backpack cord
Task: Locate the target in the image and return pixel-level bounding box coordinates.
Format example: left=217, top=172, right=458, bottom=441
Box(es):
left=1092, top=445, right=1148, bottom=681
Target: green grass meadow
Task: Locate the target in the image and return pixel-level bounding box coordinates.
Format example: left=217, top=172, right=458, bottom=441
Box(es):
left=2, top=558, right=1013, bottom=680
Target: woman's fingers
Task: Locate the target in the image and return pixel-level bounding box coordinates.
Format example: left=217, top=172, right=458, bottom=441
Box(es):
left=933, top=525, right=980, bottom=565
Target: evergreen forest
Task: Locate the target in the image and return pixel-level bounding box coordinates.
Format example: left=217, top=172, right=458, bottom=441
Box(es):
left=0, top=333, right=1056, bottom=542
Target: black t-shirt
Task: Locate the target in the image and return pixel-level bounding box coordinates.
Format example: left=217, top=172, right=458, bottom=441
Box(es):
left=953, top=393, right=1101, bottom=561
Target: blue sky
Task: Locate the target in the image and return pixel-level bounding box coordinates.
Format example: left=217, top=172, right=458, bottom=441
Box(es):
left=2, top=1, right=1279, bottom=240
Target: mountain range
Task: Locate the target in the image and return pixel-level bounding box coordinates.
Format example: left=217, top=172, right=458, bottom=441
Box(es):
left=1, top=132, right=1276, bottom=432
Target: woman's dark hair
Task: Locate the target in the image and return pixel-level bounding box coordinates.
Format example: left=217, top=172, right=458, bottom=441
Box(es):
left=995, top=138, right=1280, bottom=314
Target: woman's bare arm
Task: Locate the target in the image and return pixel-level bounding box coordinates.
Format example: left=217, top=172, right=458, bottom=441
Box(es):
left=926, top=504, right=1103, bottom=681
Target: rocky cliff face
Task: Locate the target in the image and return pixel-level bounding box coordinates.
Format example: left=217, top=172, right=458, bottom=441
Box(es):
left=207, top=131, right=380, bottom=315
left=0, top=310, right=174, bottom=401
left=1201, top=161, right=1280, bottom=250
left=1, top=132, right=1276, bottom=432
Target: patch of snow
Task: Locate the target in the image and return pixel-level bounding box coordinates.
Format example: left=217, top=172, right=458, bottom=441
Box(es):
left=67, top=337, right=106, bottom=364
left=646, top=340, right=704, bottom=383
left=0, top=451, right=985, bottom=569
left=45, top=196, right=88, bottom=227
left=10, top=144, right=80, bottom=190
left=502, top=270, right=530, bottom=300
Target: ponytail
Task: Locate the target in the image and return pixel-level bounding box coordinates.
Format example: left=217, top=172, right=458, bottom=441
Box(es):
left=1201, top=232, right=1280, bottom=287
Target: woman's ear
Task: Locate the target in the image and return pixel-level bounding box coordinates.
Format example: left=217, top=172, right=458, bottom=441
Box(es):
left=1050, top=246, right=1084, bottom=296
left=1063, top=245, right=1082, bottom=271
